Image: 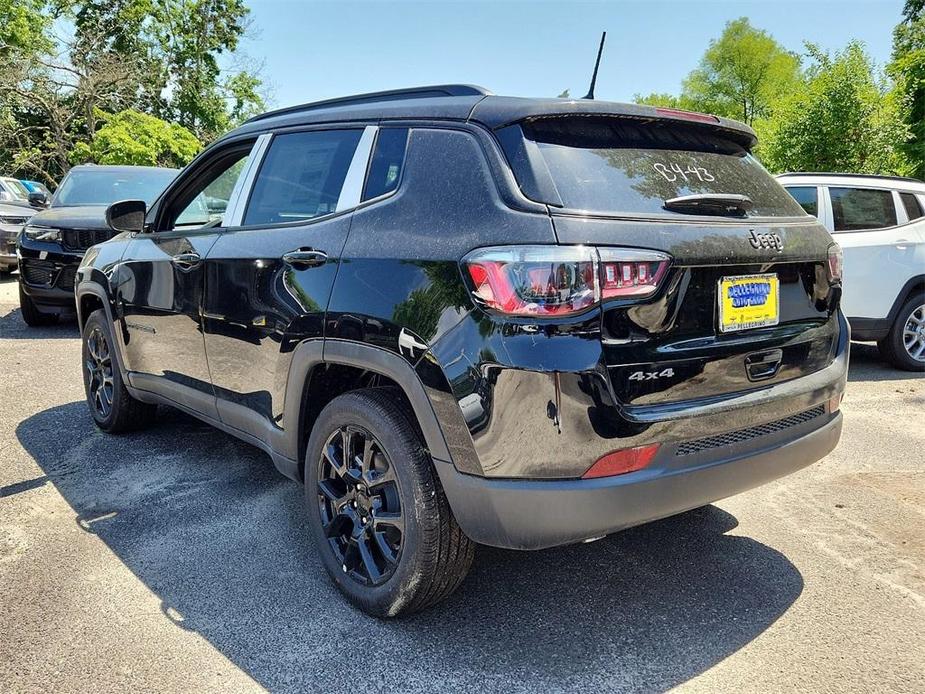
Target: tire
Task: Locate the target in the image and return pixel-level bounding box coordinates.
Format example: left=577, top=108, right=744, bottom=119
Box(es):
left=877, top=294, right=925, bottom=372
left=305, top=388, right=474, bottom=617
left=81, top=309, right=157, bottom=432
left=18, top=281, right=58, bottom=327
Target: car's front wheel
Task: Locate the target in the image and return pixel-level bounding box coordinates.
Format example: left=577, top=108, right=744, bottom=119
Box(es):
left=18, top=282, right=57, bottom=327
left=305, top=388, right=474, bottom=617
left=81, top=309, right=157, bottom=432
left=878, top=294, right=925, bottom=372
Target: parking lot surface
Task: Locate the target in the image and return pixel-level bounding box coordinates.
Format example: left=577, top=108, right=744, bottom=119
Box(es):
left=0, top=273, right=923, bottom=693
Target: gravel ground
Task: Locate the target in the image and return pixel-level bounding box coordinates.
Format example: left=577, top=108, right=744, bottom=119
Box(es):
left=1, top=272, right=923, bottom=693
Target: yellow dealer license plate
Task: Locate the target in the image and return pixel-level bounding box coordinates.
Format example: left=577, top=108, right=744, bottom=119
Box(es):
left=718, top=274, right=779, bottom=333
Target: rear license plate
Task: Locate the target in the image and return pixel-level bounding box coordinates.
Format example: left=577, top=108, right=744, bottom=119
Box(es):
left=718, top=273, right=779, bottom=333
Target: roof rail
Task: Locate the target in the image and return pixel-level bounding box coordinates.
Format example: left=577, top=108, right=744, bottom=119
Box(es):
left=777, top=171, right=924, bottom=184
left=244, top=84, right=493, bottom=125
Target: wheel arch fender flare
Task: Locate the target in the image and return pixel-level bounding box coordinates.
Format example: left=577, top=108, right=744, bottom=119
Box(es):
left=282, top=338, right=453, bottom=466
left=75, top=280, right=129, bottom=378
left=888, top=275, right=925, bottom=325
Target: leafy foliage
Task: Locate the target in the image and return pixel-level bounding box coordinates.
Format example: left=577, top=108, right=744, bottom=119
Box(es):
left=682, top=18, right=802, bottom=125
left=889, top=1, right=925, bottom=177
left=72, top=109, right=201, bottom=167
left=637, top=18, right=801, bottom=125
left=635, top=16, right=916, bottom=177
left=758, top=42, right=908, bottom=175
left=0, top=0, right=266, bottom=184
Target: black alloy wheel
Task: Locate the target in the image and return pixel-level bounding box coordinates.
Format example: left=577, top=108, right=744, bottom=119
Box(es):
left=316, top=425, right=404, bottom=586
left=85, top=325, right=115, bottom=419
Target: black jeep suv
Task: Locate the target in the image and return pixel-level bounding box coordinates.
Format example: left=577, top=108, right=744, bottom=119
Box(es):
left=18, top=164, right=177, bottom=325
left=75, top=85, right=847, bottom=617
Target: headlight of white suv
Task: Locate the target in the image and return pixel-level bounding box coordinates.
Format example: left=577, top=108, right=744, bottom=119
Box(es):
left=22, top=225, right=62, bottom=242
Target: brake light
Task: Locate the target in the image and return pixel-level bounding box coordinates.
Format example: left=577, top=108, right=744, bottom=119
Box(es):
left=582, top=444, right=660, bottom=479
left=654, top=107, right=720, bottom=124
left=464, top=246, right=671, bottom=317
left=826, top=242, right=842, bottom=284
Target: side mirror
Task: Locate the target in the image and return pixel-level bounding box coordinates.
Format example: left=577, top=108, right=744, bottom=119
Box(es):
left=106, top=199, right=147, bottom=233
left=28, top=191, right=48, bottom=207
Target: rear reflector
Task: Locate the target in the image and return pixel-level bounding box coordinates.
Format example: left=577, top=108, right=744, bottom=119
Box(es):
left=582, top=444, right=660, bottom=479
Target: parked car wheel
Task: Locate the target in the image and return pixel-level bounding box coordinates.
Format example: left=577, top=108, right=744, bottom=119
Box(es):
left=878, top=294, right=925, bottom=372
left=18, top=281, right=57, bottom=327
left=305, top=388, right=474, bottom=618
left=81, top=309, right=157, bottom=432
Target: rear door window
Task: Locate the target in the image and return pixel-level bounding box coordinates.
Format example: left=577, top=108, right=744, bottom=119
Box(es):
left=829, top=187, right=897, bottom=231
left=510, top=117, right=805, bottom=218
left=784, top=186, right=818, bottom=216
left=900, top=192, right=924, bottom=221
left=244, top=129, right=362, bottom=226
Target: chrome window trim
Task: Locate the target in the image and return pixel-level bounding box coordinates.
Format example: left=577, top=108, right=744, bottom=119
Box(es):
left=225, top=132, right=273, bottom=227
left=336, top=126, right=378, bottom=212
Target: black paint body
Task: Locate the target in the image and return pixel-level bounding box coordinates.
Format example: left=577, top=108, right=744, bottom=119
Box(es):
left=75, top=91, right=848, bottom=549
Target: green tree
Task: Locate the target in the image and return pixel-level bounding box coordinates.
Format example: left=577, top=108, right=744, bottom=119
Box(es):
left=758, top=42, right=908, bottom=175
left=69, top=0, right=265, bottom=141
left=71, top=109, right=201, bottom=167
left=681, top=18, right=802, bottom=124
left=889, top=0, right=925, bottom=177
left=633, top=92, right=694, bottom=110
left=0, top=0, right=53, bottom=58
left=153, top=0, right=265, bottom=140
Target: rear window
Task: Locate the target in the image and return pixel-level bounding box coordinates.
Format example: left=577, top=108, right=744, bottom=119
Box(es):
left=512, top=117, right=805, bottom=218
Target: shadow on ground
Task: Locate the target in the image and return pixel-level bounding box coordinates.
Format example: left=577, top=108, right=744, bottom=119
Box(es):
left=16, top=402, right=804, bottom=692
left=847, top=342, right=923, bottom=383
left=0, top=304, right=78, bottom=340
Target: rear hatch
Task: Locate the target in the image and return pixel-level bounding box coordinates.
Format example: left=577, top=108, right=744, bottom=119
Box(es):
left=496, top=113, right=841, bottom=407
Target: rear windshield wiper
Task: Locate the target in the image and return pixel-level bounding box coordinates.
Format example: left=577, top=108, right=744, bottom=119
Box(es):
left=663, top=194, right=753, bottom=217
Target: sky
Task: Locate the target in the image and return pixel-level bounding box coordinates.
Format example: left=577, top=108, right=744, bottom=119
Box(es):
left=242, top=0, right=905, bottom=110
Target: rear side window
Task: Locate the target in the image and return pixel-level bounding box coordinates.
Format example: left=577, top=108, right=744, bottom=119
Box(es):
left=509, top=116, right=805, bottom=218
left=900, top=192, right=924, bottom=221
left=244, top=129, right=362, bottom=226
left=363, top=128, right=409, bottom=201
left=830, top=187, right=897, bottom=231
left=785, top=186, right=818, bottom=216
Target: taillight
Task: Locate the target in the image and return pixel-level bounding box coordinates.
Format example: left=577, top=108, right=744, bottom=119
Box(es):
left=582, top=444, right=660, bottom=479
left=598, top=248, right=670, bottom=299
left=826, top=242, right=843, bottom=284
left=465, top=246, right=598, bottom=317
left=464, top=246, right=671, bottom=317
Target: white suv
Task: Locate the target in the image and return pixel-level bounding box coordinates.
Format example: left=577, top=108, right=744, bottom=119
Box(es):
left=778, top=173, right=925, bottom=371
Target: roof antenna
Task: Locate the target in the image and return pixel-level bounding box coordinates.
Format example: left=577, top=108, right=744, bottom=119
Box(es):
left=582, top=31, right=606, bottom=100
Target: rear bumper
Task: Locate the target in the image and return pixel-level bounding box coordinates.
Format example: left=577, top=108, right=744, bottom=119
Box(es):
left=437, top=411, right=842, bottom=550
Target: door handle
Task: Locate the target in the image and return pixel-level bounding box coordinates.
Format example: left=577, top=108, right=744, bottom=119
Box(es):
left=171, top=252, right=201, bottom=270
left=283, top=249, right=328, bottom=269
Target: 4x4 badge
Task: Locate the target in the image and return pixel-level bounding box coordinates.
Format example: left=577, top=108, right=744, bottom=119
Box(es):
left=747, top=229, right=784, bottom=252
